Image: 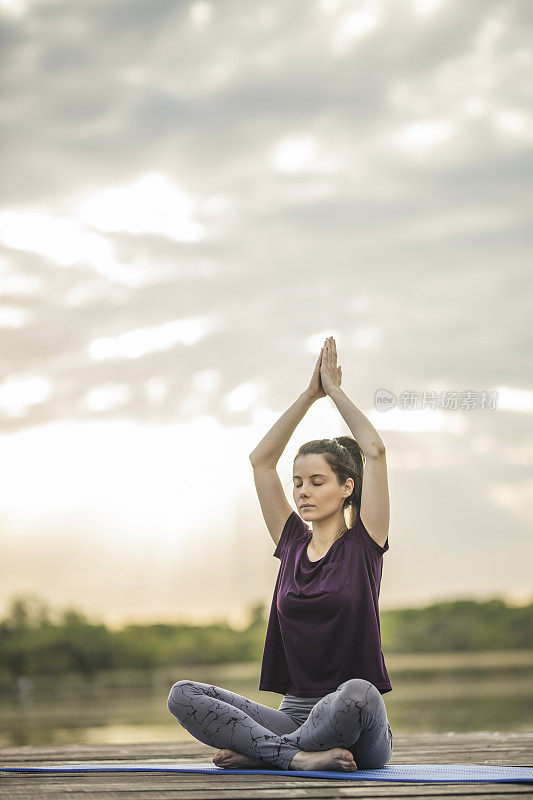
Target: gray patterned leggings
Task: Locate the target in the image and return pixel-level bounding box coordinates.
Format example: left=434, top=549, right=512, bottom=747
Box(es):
left=167, top=677, right=393, bottom=771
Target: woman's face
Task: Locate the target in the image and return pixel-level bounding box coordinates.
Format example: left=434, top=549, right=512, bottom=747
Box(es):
left=292, top=454, right=352, bottom=519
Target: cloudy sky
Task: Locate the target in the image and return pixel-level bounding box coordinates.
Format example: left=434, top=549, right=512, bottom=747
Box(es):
left=0, top=0, right=531, bottom=630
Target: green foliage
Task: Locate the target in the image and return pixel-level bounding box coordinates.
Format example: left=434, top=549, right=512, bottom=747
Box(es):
left=0, top=592, right=531, bottom=681
left=381, top=597, right=532, bottom=652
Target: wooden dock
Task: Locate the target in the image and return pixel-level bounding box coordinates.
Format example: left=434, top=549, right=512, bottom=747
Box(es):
left=1, top=732, right=532, bottom=799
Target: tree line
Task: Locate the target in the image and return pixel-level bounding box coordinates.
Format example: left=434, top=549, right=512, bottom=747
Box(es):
left=0, top=594, right=531, bottom=681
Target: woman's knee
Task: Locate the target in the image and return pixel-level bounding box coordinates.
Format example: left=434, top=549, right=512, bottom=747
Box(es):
left=338, top=678, right=381, bottom=704
left=167, top=679, right=197, bottom=713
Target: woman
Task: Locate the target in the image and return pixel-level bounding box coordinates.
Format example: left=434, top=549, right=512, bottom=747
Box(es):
left=167, top=336, right=393, bottom=772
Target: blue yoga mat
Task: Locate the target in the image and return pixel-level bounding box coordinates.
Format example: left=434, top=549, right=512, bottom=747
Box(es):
left=2, top=762, right=532, bottom=782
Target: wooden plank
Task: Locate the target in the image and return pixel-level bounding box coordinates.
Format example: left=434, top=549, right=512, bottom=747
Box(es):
left=1, top=733, right=531, bottom=764
left=0, top=781, right=532, bottom=800
left=2, top=784, right=530, bottom=798
left=1, top=733, right=531, bottom=799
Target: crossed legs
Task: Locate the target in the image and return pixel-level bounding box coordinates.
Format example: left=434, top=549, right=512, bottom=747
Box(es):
left=167, top=678, right=393, bottom=771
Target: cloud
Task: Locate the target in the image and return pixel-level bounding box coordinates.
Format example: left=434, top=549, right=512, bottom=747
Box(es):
left=0, top=0, right=531, bottom=621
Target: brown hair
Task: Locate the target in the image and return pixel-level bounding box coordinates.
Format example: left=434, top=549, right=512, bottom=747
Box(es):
left=292, top=436, right=365, bottom=528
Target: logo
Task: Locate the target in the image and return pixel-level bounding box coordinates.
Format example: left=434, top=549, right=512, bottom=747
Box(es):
left=375, top=389, right=396, bottom=411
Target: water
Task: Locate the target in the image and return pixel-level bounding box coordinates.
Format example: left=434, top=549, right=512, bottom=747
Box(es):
left=1, top=651, right=532, bottom=747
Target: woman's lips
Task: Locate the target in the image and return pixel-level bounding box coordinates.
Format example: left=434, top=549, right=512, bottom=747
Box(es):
left=301, top=505, right=314, bottom=509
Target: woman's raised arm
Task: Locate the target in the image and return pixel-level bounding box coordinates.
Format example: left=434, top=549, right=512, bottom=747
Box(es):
left=249, top=343, right=328, bottom=468
left=321, top=337, right=385, bottom=458
left=249, top=391, right=316, bottom=468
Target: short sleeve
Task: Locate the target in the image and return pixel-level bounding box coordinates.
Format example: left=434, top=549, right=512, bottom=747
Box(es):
left=356, top=514, right=389, bottom=557
left=273, top=511, right=309, bottom=559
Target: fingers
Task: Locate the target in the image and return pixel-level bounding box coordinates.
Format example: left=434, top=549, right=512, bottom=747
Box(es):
left=321, top=337, right=338, bottom=372
left=325, top=337, right=336, bottom=360
left=323, top=340, right=330, bottom=362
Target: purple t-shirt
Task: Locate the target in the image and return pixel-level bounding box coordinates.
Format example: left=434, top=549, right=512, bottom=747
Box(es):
left=259, top=510, right=392, bottom=698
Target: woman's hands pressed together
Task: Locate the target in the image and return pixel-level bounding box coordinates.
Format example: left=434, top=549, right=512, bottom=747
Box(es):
left=321, top=336, right=342, bottom=396
left=306, top=337, right=342, bottom=401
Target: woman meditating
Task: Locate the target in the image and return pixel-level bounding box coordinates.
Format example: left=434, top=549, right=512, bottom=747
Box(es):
left=167, top=336, right=393, bottom=772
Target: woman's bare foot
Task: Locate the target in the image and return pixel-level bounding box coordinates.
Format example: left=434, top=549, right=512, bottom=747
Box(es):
left=213, top=748, right=266, bottom=769
left=290, top=747, right=357, bottom=772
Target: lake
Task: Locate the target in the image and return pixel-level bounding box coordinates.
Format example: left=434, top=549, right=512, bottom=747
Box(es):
left=1, top=650, right=532, bottom=747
